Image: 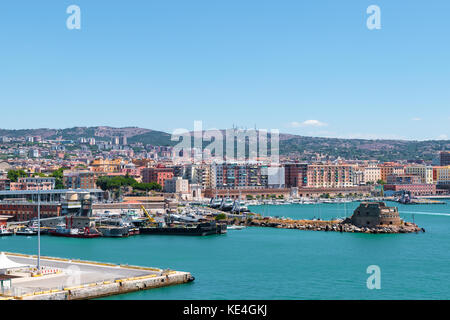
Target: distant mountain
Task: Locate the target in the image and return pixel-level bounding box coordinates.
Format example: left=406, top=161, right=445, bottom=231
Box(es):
left=0, top=126, right=448, bottom=161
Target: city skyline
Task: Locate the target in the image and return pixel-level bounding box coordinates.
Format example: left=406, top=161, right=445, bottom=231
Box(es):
left=1, top=1, right=449, bottom=140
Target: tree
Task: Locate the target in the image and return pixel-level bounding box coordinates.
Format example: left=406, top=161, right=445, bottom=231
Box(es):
left=7, top=169, right=27, bottom=182
left=215, top=213, right=227, bottom=221
left=96, top=175, right=162, bottom=193
left=50, top=167, right=69, bottom=189
left=377, top=179, right=386, bottom=185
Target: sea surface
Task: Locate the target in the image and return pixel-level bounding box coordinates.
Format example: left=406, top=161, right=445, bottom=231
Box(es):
left=1, top=200, right=449, bottom=300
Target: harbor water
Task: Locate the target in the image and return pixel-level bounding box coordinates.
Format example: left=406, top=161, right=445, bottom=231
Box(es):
left=1, top=201, right=449, bottom=300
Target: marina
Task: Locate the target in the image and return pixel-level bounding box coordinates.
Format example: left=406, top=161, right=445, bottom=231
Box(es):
left=1, top=201, right=449, bottom=300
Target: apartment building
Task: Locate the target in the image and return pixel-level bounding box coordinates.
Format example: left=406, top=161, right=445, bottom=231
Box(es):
left=141, top=166, right=174, bottom=188
left=306, top=163, right=355, bottom=188
left=404, top=165, right=433, bottom=184
left=378, top=163, right=404, bottom=182
left=433, top=166, right=450, bottom=187
left=284, top=163, right=308, bottom=188
left=63, top=170, right=97, bottom=189
left=211, top=163, right=268, bottom=189
left=363, top=165, right=381, bottom=183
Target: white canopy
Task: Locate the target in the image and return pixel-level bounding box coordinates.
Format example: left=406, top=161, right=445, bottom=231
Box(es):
left=0, top=252, right=29, bottom=270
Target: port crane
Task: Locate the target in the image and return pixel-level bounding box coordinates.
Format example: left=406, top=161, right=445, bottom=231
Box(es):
left=141, top=205, right=155, bottom=223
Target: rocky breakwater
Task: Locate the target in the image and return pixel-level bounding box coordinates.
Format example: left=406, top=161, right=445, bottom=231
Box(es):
left=246, top=217, right=423, bottom=234
left=245, top=202, right=425, bottom=234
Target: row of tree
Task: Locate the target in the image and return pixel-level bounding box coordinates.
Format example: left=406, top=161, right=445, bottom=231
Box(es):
left=95, top=175, right=162, bottom=192
left=7, top=169, right=161, bottom=193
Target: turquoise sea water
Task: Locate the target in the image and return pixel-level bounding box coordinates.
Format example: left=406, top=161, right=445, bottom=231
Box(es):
left=1, top=201, right=449, bottom=300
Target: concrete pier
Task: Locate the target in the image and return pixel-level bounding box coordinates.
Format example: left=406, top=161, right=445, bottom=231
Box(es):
left=0, top=253, right=193, bottom=300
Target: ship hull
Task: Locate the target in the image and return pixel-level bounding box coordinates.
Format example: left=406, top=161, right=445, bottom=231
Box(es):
left=49, top=231, right=101, bottom=238
left=140, top=222, right=225, bottom=236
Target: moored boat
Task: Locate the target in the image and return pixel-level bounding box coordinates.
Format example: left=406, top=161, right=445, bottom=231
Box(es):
left=0, top=226, right=13, bottom=236
left=49, top=224, right=100, bottom=238
left=16, top=227, right=38, bottom=236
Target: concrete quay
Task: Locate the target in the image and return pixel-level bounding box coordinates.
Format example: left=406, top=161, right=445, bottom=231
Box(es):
left=0, top=253, right=194, bottom=300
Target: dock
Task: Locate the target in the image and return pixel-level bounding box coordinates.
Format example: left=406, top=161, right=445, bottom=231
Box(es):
left=0, top=253, right=194, bottom=300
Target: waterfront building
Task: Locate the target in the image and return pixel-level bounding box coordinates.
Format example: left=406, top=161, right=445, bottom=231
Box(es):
left=383, top=184, right=436, bottom=196
left=378, top=163, right=404, bottom=182
left=386, top=174, right=422, bottom=185
left=433, top=166, right=450, bottom=188
left=211, top=163, right=268, bottom=190
left=363, top=164, right=381, bottom=183
left=306, top=163, right=355, bottom=188
left=404, top=165, right=433, bottom=184
left=284, top=163, right=308, bottom=188
left=0, top=199, right=61, bottom=221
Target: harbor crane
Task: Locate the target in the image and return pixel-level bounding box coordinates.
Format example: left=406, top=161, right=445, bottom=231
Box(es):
left=141, top=205, right=155, bottom=223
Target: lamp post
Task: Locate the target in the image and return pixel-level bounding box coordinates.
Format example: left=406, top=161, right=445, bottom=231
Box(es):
left=37, top=183, right=41, bottom=273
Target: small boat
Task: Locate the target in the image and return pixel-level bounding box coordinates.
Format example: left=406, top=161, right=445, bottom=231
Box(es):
left=49, top=224, right=100, bottom=238
left=0, top=226, right=13, bottom=236
left=16, top=228, right=38, bottom=236
left=227, top=225, right=246, bottom=230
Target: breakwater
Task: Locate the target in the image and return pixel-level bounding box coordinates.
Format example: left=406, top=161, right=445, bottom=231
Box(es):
left=242, top=217, right=423, bottom=233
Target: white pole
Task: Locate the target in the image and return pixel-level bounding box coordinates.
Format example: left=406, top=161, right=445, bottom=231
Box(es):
left=37, top=183, right=41, bottom=273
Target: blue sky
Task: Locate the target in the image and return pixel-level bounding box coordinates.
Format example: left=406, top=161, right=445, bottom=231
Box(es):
left=0, top=0, right=449, bottom=140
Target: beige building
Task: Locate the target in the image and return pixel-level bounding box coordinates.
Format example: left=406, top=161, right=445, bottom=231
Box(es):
left=434, top=166, right=450, bottom=186
left=404, top=165, right=433, bottom=184
left=306, top=164, right=356, bottom=188
left=363, top=165, right=381, bottom=183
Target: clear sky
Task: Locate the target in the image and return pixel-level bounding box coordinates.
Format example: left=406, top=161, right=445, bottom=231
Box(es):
left=0, top=1, right=449, bottom=140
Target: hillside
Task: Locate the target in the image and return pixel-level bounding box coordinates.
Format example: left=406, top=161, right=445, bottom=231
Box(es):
left=0, top=127, right=449, bottom=161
